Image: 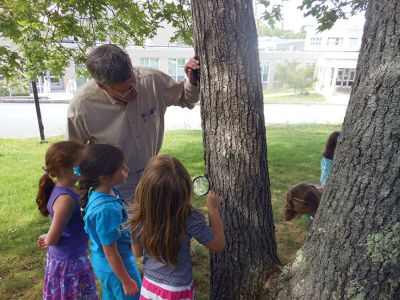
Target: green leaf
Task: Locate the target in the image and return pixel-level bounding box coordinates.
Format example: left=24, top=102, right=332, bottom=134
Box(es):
left=0, top=0, right=193, bottom=83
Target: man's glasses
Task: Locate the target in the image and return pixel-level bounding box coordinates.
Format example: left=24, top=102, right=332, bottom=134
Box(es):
left=112, top=70, right=141, bottom=98
left=120, top=164, right=129, bottom=172
left=115, top=83, right=138, bottom=98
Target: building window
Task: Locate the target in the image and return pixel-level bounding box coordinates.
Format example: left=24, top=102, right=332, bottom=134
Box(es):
left=50, top=76, right=61, bottom=84
left=139, top=57, right=160, bottom=69
left=168, top=58, right=186, bottom=81
left=336, top=68, right=356, bottom=87
left=327, top=37, right=344, bottom=46
left=310, top=37, right=322, bottom=46
left=260, top=60, right=270, bottom=83
left=48, top=73, right=63, bottom=90
left=349, top=37, right=359, bottom=47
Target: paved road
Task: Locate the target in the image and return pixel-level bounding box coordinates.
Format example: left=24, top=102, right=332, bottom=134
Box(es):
left=0, top=103, right=346, bottom=138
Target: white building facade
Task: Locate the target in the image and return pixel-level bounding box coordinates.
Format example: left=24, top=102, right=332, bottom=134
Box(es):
left=304, top=20, right=364, bottom=96
left=125, top=38, right=319, bottom=92
left=1, top=18, right=365, bottom=98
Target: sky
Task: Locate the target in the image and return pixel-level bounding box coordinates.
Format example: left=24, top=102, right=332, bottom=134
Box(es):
left=254, top=0, right=366, bottom=32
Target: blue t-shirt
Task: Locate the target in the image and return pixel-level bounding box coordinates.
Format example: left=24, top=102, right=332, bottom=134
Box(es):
left=320, top=157, right=333, bottom=187
left=83, top=188, right=134, bottom=273
left=140, top=209, right=215, bottom=286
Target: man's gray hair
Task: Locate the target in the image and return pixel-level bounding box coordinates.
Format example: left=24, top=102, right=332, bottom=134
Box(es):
left=86, top=44, right=134, bottom=84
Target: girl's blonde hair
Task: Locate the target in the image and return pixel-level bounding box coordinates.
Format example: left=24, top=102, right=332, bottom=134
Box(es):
left=128, top=154, right=192, bottom=265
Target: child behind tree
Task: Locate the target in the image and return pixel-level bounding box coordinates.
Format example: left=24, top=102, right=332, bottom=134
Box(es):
left=321, top=131, right=341, bottom=187
left=283, top=182, right=323, bottom=221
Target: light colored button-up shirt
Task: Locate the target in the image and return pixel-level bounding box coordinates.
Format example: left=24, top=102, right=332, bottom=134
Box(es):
left=67, top=67, right=199, bottom=200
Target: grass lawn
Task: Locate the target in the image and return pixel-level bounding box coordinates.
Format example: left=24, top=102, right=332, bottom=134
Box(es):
left=263, top=88, right=303, bottom=95
left=264, top=92, right=325, bottom=104
left=0, top=124, right=340, bottom=299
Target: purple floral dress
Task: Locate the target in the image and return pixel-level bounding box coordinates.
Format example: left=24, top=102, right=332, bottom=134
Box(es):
left=43, top=186, right=98, bottom=299
left=43, top=252, right=98, bottom=299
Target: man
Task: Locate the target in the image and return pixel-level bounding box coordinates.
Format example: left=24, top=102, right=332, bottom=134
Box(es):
left=67, top=44, right=200, bottom=200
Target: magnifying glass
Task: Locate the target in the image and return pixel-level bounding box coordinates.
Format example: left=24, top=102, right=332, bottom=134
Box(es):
left=193, top=176, right=210, bottom=196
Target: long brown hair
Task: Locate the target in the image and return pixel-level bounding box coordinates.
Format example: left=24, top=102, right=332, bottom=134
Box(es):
left=322, top=131, right=341, bottom=159
left=128, top=154, right=193, bottom=265
left=78, top=144, right=125, bottom=218
left=283, top=182, right=322, bottom=221
left=36, top=141, right=84, bottom=216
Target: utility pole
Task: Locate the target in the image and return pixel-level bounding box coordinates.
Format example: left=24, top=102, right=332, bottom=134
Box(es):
left=31, top=80, right=47, bottom=143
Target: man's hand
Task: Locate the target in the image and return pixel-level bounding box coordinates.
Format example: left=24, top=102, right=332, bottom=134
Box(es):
left=185, top=57, right=200, bottom=85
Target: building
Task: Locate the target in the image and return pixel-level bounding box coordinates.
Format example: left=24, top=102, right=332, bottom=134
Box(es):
left=0, top=16, right=365, bottom=97
left=127, top=35, right=319, bottom=92
left=304, top=18, right=364, bottom=96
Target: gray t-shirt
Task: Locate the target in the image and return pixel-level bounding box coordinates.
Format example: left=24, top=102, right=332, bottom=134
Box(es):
left=141, top=210, right=214, bottom=286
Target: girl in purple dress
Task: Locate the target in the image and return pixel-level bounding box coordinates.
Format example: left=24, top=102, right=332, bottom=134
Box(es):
left=36, top=141, right=98, bottom=300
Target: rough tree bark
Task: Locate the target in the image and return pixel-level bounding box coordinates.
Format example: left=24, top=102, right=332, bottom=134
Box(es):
left=275, top=0, right=400, bottom=298
left=191, top=1, right=280, bottom=299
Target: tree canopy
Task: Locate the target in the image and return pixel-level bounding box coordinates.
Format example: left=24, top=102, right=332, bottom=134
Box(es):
left=0, top=0, right=369, bottom=87
left=274, top=60, right=315, bottom=93
left=256, top=24, right=306, bottom=39
left=0, top=0, right=191, bottom=85
left=299, top=0, right=368, bottom=31
left=257, top=0, right=367, bottom=32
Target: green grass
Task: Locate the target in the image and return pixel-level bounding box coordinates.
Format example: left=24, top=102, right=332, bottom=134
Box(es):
left=263, top=88, right=300, bottom=95
left=0, top=125, right=340, bottom=299
left=264, top=92, right=325, bottom=104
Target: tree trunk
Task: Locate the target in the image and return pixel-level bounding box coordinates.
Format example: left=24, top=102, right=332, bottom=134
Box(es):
left=191, top=1, right=280, bottom=299
left=275, top=0, right=400, bottom=298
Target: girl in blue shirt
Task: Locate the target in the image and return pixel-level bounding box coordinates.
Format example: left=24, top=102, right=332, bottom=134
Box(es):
left=321, top=131, right=341, bottom=187
left=78, top=144, right=141, bottom=300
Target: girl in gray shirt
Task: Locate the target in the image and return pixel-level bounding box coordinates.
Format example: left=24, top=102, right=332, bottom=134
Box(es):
left=128, top=154, right=225, bottom=300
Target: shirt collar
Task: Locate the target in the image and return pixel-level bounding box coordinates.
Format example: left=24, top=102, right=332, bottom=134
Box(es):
left=104, top=91, right=122, bottom=106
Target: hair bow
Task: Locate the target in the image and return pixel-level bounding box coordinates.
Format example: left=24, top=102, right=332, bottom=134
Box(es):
left=73, top=166, right=81, bottom=176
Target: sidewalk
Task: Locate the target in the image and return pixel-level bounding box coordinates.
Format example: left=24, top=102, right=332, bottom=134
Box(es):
left=325, top=94, right=350, bottom=105
left=0, top=92, right=72, bottom=103
left=265, top=91, right=350, bottom=105
left=0, top=101, right=347, bottom=138
left=0, top=91, right=350, bottom=105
